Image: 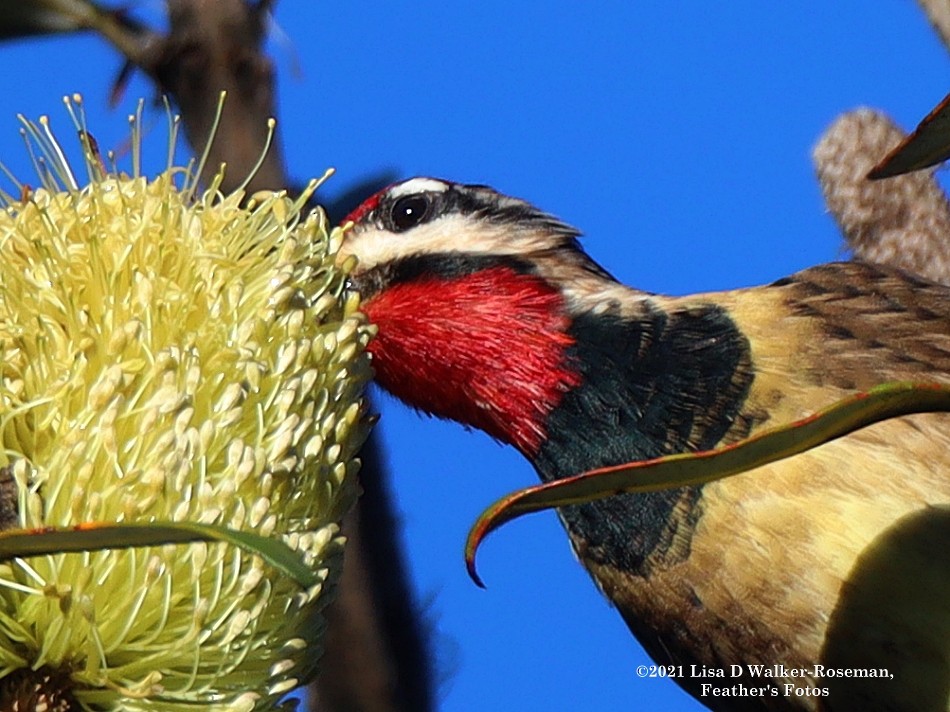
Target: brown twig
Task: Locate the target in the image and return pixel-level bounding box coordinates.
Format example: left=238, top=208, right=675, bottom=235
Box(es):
left=813, top=109, right=950, bottom=285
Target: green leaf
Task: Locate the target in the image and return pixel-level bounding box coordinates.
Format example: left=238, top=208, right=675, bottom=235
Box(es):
left=868, top=91, right=950, bottom=179
left=465, top=381, right=950, bottom=586
left=0, top=520, right=319, bottom=588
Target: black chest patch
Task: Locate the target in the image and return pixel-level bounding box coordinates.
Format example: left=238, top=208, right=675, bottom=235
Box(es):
left=533, top=301, right=754, bottom=576
left=353, top=252, right=536, bottom=300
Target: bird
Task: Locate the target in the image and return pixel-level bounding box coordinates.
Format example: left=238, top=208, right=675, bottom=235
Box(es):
left=337, top=176, right=950, bottom=711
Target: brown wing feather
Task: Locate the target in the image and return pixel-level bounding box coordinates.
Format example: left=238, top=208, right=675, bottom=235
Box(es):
left=779, top=262, right=950, bottom=385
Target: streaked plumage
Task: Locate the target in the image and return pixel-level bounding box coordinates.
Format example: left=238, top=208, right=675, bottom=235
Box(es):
left=339, top=177, right=950, bottom=711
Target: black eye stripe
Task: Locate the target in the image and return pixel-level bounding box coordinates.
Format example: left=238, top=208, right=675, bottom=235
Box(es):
left=351, top=252, right=538, bottom=300
left=370, top=182, right=581, bottom=241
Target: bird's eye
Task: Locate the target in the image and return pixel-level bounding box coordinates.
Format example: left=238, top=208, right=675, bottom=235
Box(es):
left=390, top=194, right=431, bottom=232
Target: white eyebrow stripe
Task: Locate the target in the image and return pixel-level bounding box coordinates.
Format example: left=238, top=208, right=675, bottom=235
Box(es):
left=388, top=178, right=451, bottom=198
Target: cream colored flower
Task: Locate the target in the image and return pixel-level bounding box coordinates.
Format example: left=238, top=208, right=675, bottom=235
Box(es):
left=0, top=98, right=372, bottom=710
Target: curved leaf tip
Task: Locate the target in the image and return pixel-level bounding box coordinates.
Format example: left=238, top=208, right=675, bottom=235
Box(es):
left=465, top=381, right=950, bottom=587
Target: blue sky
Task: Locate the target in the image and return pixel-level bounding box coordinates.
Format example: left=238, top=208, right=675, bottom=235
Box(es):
left=1, top=3, right=946, bottom=710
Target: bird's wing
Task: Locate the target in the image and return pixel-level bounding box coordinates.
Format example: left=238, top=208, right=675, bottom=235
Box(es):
left=598, top=261, right=950, bottom=710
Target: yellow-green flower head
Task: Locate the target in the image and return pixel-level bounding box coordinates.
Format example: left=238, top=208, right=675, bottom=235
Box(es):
left=0, top=98, right=372, bottom=710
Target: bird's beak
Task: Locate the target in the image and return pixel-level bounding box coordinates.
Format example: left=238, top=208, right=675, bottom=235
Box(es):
left=334, top=228, right=366, bottom=300
left=344, top=272, right=369, bottom=303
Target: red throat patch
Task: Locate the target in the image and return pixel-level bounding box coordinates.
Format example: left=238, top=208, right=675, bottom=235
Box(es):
left=362, top=266, right=581, bottom=456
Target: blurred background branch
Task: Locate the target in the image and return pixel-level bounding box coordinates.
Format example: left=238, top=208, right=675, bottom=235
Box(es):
left=917, top=0, right=950, bottom=51
left=813, top=0, right=950, bottom=286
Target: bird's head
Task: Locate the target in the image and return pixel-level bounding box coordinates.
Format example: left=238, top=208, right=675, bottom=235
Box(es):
left=337, top=177, right=590, bottom=299
left=335, top=177, right=597, bottom=456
